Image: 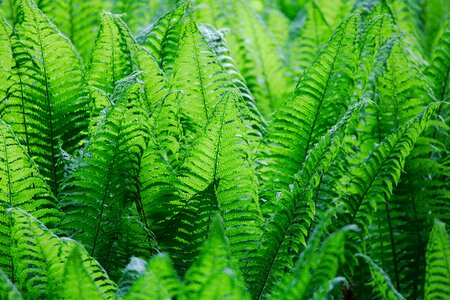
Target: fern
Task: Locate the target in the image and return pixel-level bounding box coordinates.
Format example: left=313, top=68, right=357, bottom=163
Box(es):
left=122, top=253, right=181, bottom=300
left=257, top=15, right=359, bottom=207
left=59, top=74, right=152, bottom=273
left=0, top=269, right=22, bottom=300
left=0, top=120, right=60, bottom=279
left=424, top=219, right=450, bottom=300
left=2, top=0, right=89, bottom=196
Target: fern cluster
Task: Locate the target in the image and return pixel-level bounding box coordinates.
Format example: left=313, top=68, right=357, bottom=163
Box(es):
left=0, top=0, right=448, bottom=299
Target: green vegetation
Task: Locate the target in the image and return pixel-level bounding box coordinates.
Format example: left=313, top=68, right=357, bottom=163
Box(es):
left=0, top=0, right=448, bottom=299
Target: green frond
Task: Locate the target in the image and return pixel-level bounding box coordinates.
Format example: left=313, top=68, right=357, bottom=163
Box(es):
left=0, top=269, right=22, bottom=300
left=0, top=120, right=60, bottom=279
left=357, top=254, right=406, bottom=300
left=258, top=15, right=359, bottom=206
left=339, top=103, right=439, bottom=256
left=288, top=1, right=333, bottom=81
left=58, top=245, right=109, bottom=300
left=88, top=12, right=135, bottom=116
left=271, top=216, right=357, bottom=300
left=182, top=216, right=250, bottom=300
left=8, top=207, right=67, bottom=299
left=177, top=92, right=263, bottom=270
left=123, top=253, right=182, bottom=300
left=137, top=1, right=191, bottom=75
left=262, top=7, right=290, bottom=49
left=314, top=0, right=353, bottom=29
left=421, top=0, right=450, bottom=55
left=250, top=101, right=366, bottom=298
left=4, top=0, right=89, bottom=196
left=170, top=16, right=229, bottom=135
left=115, top=257, right=147, bottom=299
left=424, top=219, right=450, bottom=300
left=218, top=0, right=291, bottom=117
left=199, top=24, right=266, bottom=149
left=0, top=13, right=13, bottom=103
left=59, top=74, right=152, bottom=272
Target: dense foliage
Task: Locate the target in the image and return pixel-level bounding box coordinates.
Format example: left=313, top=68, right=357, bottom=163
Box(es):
left=0, top=0, right=448, bottom=299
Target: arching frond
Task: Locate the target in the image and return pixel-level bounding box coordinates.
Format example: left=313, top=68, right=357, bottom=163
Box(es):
left=258, top=15, right=359, bottom=206
left=3, top=0, right=89, bottom=196
left=270, top=214, right=357, bottom=300
left=88, top=12, right=135, bottom=116
left=123, top=253, right=182, bottom=300
left=357, top=254, right=406, bottom=300
left=424, top=219, right=450, bottom=300
left=339, top=103, right=440, bottom=262
left=137, top=1, right=191, bottom=75
left=0, top=269, right=22, bottom=300
left=0, top=120, right=60, bottom=279
left=59, top=74, right=152, bottom=272
left=250, top=101, right=366, bottom=298
left=183, top=216, right=250, bottom=300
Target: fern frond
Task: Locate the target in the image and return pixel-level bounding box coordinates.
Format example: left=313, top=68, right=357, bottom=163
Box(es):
left=339, top=103, right=440, bottom=257
left=115, top=257, right=147, bottom=299
left=424, top=219, right=450, bottom=300
left=0, top=12, right=13, bottom=103
left=5, top=0, right=89, bottom=195
left=137, top=1, right=191, bottom=75
left=200, top=24, right=266, bottom=149
left=123, top=253, right=182, bottom=300
left=183, top=216, right=250, bottom=300
left=0, top=120, right=60, bottom=279
left=57, top=244, right=109, bottom=300
left=88, top=12, right=135, bottom=116
left=288, top=1, right=332, bottom=81
left=250, top=101, right=366, bottom=298
left=59, top=74, right=152, bottom=272
left=8, top=207, right=67, bottom=299
left=270, top=215, right=357, bottom=300
left=0, top=269, right=22, bottom=300
left=357, top=254, right=406, bottom=300
left=258, top=15, right=359, bottom=207
left=177, top=92, right=263, bottom=270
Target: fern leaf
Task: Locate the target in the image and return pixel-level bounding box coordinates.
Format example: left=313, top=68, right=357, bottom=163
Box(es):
left=123, top=253, right=182, bottom=300
left=258, top=15, right=359, bottom=207
left=58, top=244, right=116, bottom=300
left=0, top=12, right=13, bottom=103
left=0, top=269, right=22, bottom=300
left=115, top=257, right=147, bottom=299
left=251, top=101, right=366, bottom=298
left=8, top=207, right=67, bottom=299
left=60, top=74, right=152, bottom=272
left=137, top=1, right=191, bottom=75
left=88, top=12, right=135, bottom=116
left=177, top=92, right=263, bottom=270
left=6, top=0, right=89, bottom=195
left=357, top=254, right=406, bottom=300
left=0, top=120, right=60, bottom=279
left=288, top=1, right=333, bottom=81
left=182, top=216, right=250, bottom=300
left=424, top=219, right=450, bottom=300
left=270, top=214, right=357, bottom=300
left=339, top=103, right=440, bottom=256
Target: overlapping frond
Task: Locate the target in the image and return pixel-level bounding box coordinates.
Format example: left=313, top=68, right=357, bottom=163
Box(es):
left=183, top=216, right=250, bottom=300
left=0, top=269, right=22, bottom=300
left=424, top=219, right=450, bottom=300
left=0, top=120, right=59, bottom=279
left=270, top=213, right=357, bottom=300
left=59, top=74, right=152, bottom=271
left=339, top=103, right=439, bottom=261
left=137, top=1, right=191, bottom=75
left=357, top=254, right=406, bottom=300
left=123, top=253, right=182, bottom=300
left=250, top=101, right=366, bottom=298
left=258, top=15, right=359, bottom=206
left=2, top=0, right=89, bottom=196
